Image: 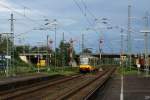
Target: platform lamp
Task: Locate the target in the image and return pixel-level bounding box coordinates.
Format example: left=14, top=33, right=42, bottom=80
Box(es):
left=45, top=19, right=58, bottom=70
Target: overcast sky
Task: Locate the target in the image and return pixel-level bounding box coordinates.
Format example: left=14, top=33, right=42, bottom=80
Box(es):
left=0, top=0, right=150, bottom=54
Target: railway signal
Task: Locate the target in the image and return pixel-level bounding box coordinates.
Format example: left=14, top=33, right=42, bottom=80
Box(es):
left=68, top=38, right=76, bottom=67
left=99, top=38, right=104, bottom=64
left=47, top=35, right=53, bottom=71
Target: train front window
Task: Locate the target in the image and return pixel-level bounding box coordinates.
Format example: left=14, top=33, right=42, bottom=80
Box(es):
left=80, top=58, right=89, bottom=64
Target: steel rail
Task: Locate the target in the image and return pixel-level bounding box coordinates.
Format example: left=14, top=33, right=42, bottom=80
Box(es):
left=0, top=74, right=82, bottom=100
left=57, top=68, right=116, bottom=100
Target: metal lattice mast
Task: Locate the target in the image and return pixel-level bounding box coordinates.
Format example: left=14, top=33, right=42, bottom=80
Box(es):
left=121, top=30, right=124, bottom=56
left=62, top=32, right=65, bottom=68
left=9, top=13, right=15, bottom=75
left=143, top=12, right=149, bottom=75
left=82, top=33, right=84, bottom=54
left=127, top=5, right=132, bottom=69
left=46, top=35, right=49, bottom=69
left=120, top=29, right=124, bottom=67
left=6, top=33, right=10, bottom=77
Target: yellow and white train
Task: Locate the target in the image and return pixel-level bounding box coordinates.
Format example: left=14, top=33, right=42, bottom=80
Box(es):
left=79, top=55, right=98, bottom=73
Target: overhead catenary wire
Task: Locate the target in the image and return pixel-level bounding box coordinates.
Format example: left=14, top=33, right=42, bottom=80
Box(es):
left=0, top=2, right=58, bottom=45
left=81, top=0, right=96, bottom=20
left=72, top=0, right=116, bottom=53
left=72, top=0, right=96, bottom=29
left=0, top=2, right=47, bottom=29
left=79, top=1, right=143, bottom=54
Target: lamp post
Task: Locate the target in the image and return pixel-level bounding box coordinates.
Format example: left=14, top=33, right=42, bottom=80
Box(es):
left=94, top=17, right=113, bottom=65
left=45, top=19, right=58, bottom=70
left=54, top=19, right=57, bottom=69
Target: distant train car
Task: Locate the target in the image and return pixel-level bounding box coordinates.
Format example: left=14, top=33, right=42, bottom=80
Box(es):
left=79, top=55, right=98, bottom=73
left=133, top=55, right=149, bottom=70
left=139, top=58, right=145, bottom=69
left=37, top=59, right=46, bottom=67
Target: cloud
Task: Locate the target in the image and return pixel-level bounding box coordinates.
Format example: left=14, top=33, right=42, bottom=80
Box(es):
left=0, top=0, right=12, bottom=12
left=0, top=0, right=43, bottom=19
left=58, top=18, right=78, bottom=27
left=0, top=0, right=150, bottom=53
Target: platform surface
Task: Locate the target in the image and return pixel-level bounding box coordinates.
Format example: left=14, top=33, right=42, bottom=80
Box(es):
left=0, top=73, right=49, bottom=85
left=95, top=74, right=150, bottom=100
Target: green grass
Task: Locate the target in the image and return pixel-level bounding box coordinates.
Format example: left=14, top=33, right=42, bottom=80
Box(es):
left=0, top=66, right=79, bottom=79
left=117, top=66, right=150, bottom=77
left=117, top=66, right=139, bottom=75
left=46, top=67, right=79, bottom=76
left=0, top=55, right=80, bottom=78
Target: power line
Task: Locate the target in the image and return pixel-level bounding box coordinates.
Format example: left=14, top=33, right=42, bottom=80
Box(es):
left=72, top=0, right=96, bottom=29
left=72, top=0, right=116, bottom=53
left=81, top=0, right=96, bottom=20
left=0, top=2, right=56, bottom=45
left=0, top=2, right=46, bottom=28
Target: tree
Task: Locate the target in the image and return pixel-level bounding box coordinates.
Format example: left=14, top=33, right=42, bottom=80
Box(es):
left=59, top=40, right=75, bottom=66
left=0, top=34, right=14, bottom=55
left=0, top=36, right=10, bottom=54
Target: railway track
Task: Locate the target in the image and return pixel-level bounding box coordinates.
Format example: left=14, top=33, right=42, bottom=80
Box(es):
left=0, top=74, right=82, bottom=100
left=0, top=68, right=116, bottom=100
left=58, top=68, right=116, bottom=100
